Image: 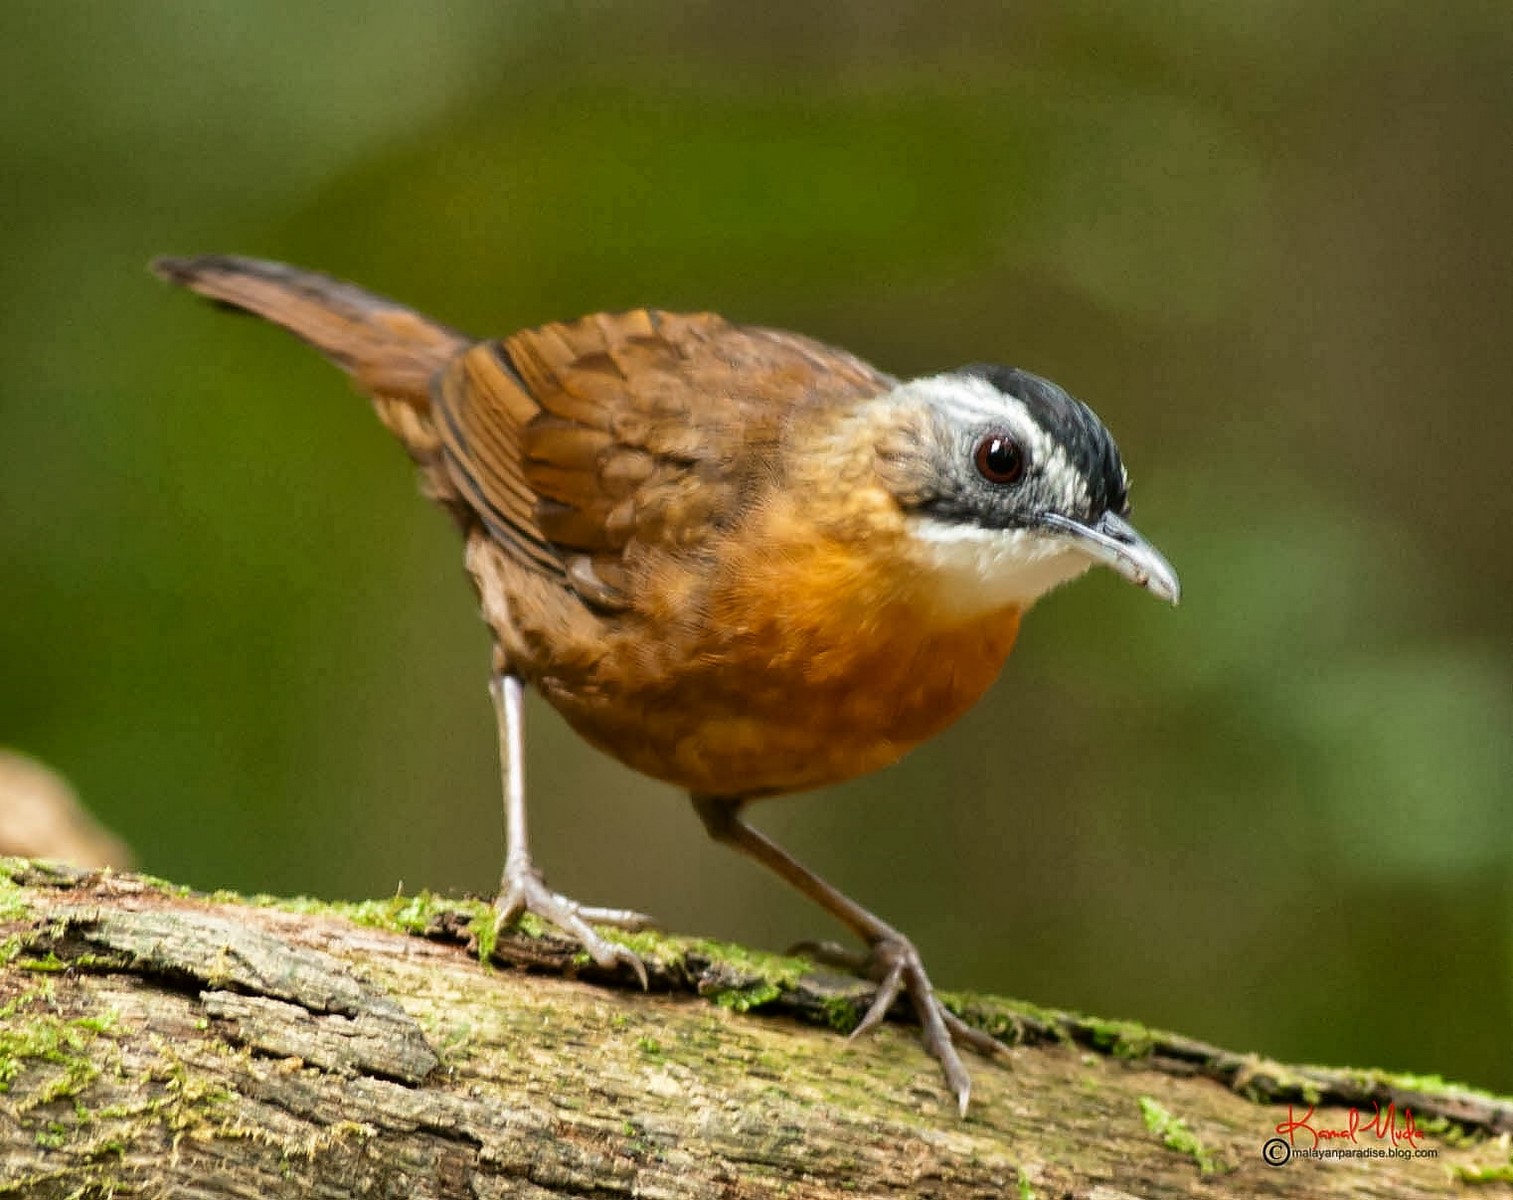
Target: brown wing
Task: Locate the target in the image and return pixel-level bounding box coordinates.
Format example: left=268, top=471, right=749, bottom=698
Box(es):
left=431, top=309, right=894, bottom=606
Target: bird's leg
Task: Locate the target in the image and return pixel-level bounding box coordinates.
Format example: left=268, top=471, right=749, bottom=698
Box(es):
left=692, top=794, right=1003, bottom=1115
left=491, top=672, right=651, bottom=987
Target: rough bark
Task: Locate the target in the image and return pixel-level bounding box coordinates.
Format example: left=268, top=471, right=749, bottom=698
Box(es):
left=0, top=859, right=1508, bottom=1198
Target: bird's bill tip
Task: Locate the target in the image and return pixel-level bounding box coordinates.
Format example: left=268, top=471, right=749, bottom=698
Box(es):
left=1042, top=511, right=1181, bottom=605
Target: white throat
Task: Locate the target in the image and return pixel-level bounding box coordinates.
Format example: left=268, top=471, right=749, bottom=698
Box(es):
left=905, top=517, right=1093, bottom=619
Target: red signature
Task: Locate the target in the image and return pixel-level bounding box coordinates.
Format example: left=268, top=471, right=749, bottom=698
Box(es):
left=1276, top=1103, right=1424, bottom=1150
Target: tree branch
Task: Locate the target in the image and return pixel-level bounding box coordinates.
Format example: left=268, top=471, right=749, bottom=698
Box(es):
left=1, top=859, right=1508, bottom=1197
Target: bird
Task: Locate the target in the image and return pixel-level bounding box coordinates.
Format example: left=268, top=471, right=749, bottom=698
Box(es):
left=152, top=254, right=1179, bottom=1114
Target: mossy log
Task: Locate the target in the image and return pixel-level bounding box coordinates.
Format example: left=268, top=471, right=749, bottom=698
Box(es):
left=1, top=859, right=1510, bottom=1198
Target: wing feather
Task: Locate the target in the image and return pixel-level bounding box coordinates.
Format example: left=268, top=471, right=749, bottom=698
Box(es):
left=431, top=351, right=566, bottom=580
left=429, top=308, right=895, bottom=609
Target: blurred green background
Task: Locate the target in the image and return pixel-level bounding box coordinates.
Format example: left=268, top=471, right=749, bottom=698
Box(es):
left=4, top=2, right=1511, bottom=1092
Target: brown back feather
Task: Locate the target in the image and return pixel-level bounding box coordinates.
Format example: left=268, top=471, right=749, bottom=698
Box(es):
left=431, top=310, right=895, bottom=608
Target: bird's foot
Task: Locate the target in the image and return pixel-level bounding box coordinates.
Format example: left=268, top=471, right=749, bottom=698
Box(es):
left=803, top=932, right=1004, bottom=1115
left=494, top=865, right=653, bottom=989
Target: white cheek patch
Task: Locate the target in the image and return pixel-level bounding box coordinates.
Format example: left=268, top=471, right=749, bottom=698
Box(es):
left=905, top=518, right=1094, bottom=618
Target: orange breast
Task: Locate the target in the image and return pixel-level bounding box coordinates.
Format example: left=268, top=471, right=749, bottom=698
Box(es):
left=548, top=500, right=1024, bottom=799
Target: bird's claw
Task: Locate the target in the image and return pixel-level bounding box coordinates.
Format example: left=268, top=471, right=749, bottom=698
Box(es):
left=845, top=933, right=1005, bottom=1116
left=493, top=867, right=651, bottom=990
left=564, top=902, right=657, bottom=931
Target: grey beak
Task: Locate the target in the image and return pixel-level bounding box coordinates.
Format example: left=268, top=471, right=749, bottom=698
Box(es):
left=1041, top=511, right=1181, bottom=605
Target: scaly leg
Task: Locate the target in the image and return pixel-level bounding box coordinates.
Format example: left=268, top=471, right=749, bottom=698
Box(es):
left=693, top=793, right=1003, bottom=1115
left=491, top=672, right=650, bottom=987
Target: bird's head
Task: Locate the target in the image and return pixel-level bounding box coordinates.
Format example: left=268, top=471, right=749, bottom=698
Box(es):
left=870, top=364, right=1180, bottom=619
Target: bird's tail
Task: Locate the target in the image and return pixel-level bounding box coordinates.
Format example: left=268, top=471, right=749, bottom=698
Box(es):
left=152, top=254, right=471, bottom=468
left=152, top=254, right=471, bottom=401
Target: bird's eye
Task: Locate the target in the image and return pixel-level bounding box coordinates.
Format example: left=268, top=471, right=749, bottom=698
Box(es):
left=973, top=433, right=1025, bottom=485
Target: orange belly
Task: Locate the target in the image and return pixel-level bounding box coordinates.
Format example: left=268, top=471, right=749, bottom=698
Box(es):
left=544, top=526, right=1025, bottom=798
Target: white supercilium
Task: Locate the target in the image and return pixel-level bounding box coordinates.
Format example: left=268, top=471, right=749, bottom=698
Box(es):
left=895, top=373, right=1093, bottom=515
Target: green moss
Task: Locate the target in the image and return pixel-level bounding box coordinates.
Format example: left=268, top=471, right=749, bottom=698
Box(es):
left=0, top=990, right=114, bottom=1112
left=7, top=1048, right=246, bottom=1200
left=0, top=1169, right=81, bottom=1198
left=1237, top=1060, right=1494, bottom=1117
left=1137, top=1096, right=1227, bottom=1176
left=479, top=925, right=822, bottom=1012
left=943, top=991, right=1060, bottom=1047
left=688, top=937, right=813, bottom=1013
left=1413, top=1113, right=1478, bottom=1148
left=1230, top=1056, right=1323, bottom=1105
left=1456, top=1162, right=1513, bottom=1184
left=153, top=883, right=832, bottom=1018
left=119, top=870, right=194, bottom=897
left=225, top=886, right=487, bottom=943
left=514, top=912, right=553, bottom=939
left=14, top=951, right=68, bottom=972
left=690, top=937, right=810, bottom=978
left=1086, top=1017, right=1156, bottom=1059
left=227, top=886, right=523, bottom=966
left=710, top=979, right=783, bottom=1013
left=1015, top=1168, right=1035, bottom=1200
left=636, top=1035, right=664, bottom=1060
left=87, top=1058, right=237, bottom=1138
left=0, top=864, right=30, bottom=922
left=345, top=892, right=459, bottom=935
left=211, top=889, right=317, bottom=913
left=0, top=933, right=25, bottom=966
left=819, top=993, right=863, bottom=1034
left=1356, top=1067, right=1498, bottom=1102
left=595, top=927, right=664, bottom=960
left=471, top=909, right=501, bottom=965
